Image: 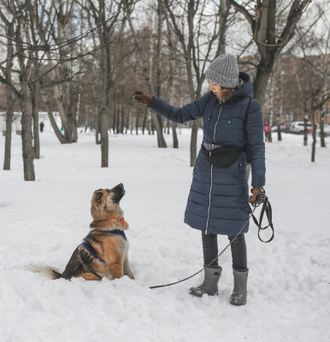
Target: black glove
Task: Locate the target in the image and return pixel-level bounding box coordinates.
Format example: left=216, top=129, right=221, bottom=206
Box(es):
left=132, top=90, right=153, bottom=106
left=248, top=187, right=266, bottom=206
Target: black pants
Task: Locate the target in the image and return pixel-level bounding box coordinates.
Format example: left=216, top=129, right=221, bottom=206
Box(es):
left=202, top=232, right=247, bottom=271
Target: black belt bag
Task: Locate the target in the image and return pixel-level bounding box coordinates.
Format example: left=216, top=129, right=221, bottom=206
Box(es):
left=201, top=144, right=243, bottom=168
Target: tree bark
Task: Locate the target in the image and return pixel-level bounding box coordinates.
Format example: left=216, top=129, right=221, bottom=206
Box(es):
left=320, top=106, right=326, bottom=148
left=155, top=0, right=167, bottom=147
left=3, top=94, right=14, bottom=170
left=41, top=92, right=69, bottom=144
left=20, top=82, right=35, bottom=181
left=48, top=111, right=68, bottom=144
left=311, top=108, right=316, bottom=162
left=3, top=21, right=15, bottom=170
left=303, top=73, right=309, bottom=146
left=32, top=78, right=40, bottom=159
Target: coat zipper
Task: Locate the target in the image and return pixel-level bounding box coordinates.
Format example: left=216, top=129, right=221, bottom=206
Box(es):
left=205, top=164, right=213, bottom=234
left=206, top=105, right=223, bottom=234
left=213, top=105, right=223, bottom=142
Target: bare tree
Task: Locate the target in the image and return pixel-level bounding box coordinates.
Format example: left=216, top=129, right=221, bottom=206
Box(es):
left=163, top=0, right=231, bottom=166
left=166, top=16, right=179, bottom=148
left=126, top=1, right=168, bottom=148
left=228, top=0, right=311, bottom=107
left=0, top=11, right=15, bottom=170
left=0, top=1, right=39, bottom=180
left=80, top=0, right=130, bottom=167
left=35, top=0, right=77, bottom=144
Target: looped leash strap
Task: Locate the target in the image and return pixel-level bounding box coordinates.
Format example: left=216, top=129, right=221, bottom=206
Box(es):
left=248, top=189, right=274, bottom=243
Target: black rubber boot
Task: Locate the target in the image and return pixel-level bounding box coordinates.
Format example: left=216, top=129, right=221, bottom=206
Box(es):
left=189, top=266, right=222, bottom=297
left=230, top=269, right=248, bottom=306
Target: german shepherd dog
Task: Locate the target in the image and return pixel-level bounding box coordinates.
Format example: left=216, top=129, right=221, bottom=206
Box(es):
left=39, top=183, right=134, bottom=281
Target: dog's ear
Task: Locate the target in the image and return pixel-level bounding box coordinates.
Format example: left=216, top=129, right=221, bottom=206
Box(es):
left=95, top=192, right=103, bottom=204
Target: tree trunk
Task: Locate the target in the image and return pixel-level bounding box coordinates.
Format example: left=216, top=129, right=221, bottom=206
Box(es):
left=32, top=79, right=40, bottom=159
left=320, top=109, right=326, bottom=148
left=3, top=97, right=14, bottom=170
left=47, top=111, right=68, bottom=144
left=155, top=0, right=167, bottom=148
left=3, top=20, right=14, bottom=170
left=268, top=71, right=275, bottom=143
left=99, top=107, right=109, bottom=167
left=99, top=42, right=109, bottom=167
left=99, top=40, right=109, bottom=167
left=46, top=64, right=73, bottom=143
left=172, top=122, right=179, bottom=149
left=91, top=62, right=100, bottom=144
left=41, top=92, right=69, bottom=144
left=126, top=111, right=129, bottom=134
left=311, top=109, right=316, bottom=162
left=142, top=111, right=147, bottom=135
left=303, top=75, right=309, bottom=146
left=135, top=114, right=139, bottom=135
left=190, top=121, right=199, bottom=166
left=21, top=83, right=35, bottom=181
left=253, top=59, right=276, bottom=108
left=277, top=66, right=283, bottom=141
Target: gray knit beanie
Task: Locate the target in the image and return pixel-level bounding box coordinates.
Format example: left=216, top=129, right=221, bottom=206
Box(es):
left=205, top=54, right=239, bottom=88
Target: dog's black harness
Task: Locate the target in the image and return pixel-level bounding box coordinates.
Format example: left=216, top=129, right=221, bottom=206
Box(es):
left=78, top=229, right=127, bottom=280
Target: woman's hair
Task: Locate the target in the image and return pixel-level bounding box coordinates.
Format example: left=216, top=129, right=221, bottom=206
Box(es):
left=216, top=87, right=236, bottom=103
left=216, top=78, right=243, bottom=103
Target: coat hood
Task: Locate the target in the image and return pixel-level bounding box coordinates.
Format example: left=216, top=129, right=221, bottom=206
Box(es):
left=230, top=72, right=253, bottom=102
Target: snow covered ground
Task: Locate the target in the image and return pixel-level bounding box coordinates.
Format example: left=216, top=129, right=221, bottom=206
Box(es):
left=0, top=129, right=329, bottom=342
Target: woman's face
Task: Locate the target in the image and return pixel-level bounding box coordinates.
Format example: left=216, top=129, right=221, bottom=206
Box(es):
left=209, top=81, right=222, bottom=96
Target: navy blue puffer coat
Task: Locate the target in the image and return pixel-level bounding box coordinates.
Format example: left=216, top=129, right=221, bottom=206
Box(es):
left=148, top=72, right=266, bottom=235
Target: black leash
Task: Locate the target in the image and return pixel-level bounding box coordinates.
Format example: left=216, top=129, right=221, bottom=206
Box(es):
left=149, top=207, right=256, bottom=290
left=149, top=189, right=275, bottom=290
left=247, top=188, right=274, bottom=243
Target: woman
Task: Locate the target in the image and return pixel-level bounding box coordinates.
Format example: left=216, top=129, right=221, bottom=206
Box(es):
left=132, top=54, right=265, bottom=306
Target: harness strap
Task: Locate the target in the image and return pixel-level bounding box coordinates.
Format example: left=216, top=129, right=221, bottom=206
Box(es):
left=81, top=232, right=105, bottom=264
left=97, top=229, right=127, bottom=240
left=78, top=246, right=103, bottom=280
left=79, top=228, right=127, bottom=279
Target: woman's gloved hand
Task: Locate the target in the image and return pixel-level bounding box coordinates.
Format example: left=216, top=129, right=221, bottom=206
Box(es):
left=248, top=187, right=265, bottom=206
left=132, top=90, right=153, bottom=106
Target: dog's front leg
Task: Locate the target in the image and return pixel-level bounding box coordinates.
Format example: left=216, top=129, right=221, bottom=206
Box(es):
left=108, top=259, right=124, bottom=279
left=123, top=256, right=134, bottom=280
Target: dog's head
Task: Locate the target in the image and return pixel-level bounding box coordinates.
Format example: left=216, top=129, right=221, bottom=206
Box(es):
left=91, top=183, right=125, bottom=220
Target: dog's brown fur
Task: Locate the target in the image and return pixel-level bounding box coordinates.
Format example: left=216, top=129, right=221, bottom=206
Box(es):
left=38, top=184, right=134, bottom=281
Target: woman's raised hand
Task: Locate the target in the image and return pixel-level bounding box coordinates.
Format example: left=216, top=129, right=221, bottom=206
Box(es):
left=132, top=90, right=153, bottom=106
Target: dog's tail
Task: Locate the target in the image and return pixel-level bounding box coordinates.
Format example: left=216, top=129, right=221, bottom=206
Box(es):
left=30, top=265, right=62, bottom=280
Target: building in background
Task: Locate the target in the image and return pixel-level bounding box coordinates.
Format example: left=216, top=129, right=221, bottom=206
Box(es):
left=0, top=112, right=62, bottom=135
